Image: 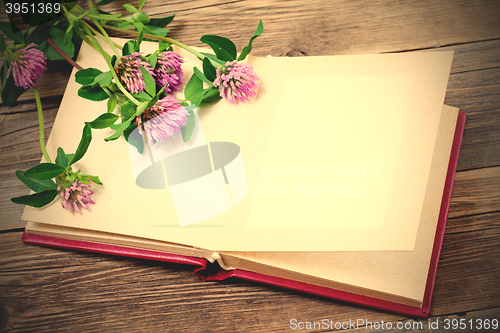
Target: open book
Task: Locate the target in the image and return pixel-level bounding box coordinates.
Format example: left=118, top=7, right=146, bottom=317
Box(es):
left=21, top=40, right=465, bottom=318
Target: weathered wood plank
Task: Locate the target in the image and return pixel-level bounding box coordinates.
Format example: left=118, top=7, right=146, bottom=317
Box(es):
left=446, top=211, right=500, bottom=234
left=2, top=0, right=500, bottom=103
left=434, top=40, right=500, bottom=171
left=446, top=72, right=500, bottom=171
left=0, top=107, right=56, bottom=230
left=107, top=0, right=500, bottom=56
left=343, top=307, right=500, bottom=332
left=0, top=97, right=62, bottom=116
left=449, top=39, right=500, bottom=74
left=0, top=211, right=499, bottom=332
left=431, top=226, right=500, bottom=315
left=448, top=166, right=500, bottom=218
left=0, top=232, right=405, bottom=332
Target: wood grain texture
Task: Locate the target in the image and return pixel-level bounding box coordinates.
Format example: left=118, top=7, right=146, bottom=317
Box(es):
left=0, top=0, right=499, bottom=331
left=343, top=307, right=500, bottom=332
left=448, top=167, right=500, bottom=218
left=446, top=211, right=500, bottom=234
left=446, top=67, right=500, bottom=170
left=0, top=232, right=405, bottom=332
left=0, top=213, right=499, bottom=332
left=0, top=105, right=57, bottom=231
left=105, top=0, right=500, bottom=55
left=2, top=0, right=500, bottom=102
left=432, top=224, right=500, bottom=315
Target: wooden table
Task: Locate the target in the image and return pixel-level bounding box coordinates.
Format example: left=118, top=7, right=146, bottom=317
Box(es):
left=1, top=1, right=499, bottom=331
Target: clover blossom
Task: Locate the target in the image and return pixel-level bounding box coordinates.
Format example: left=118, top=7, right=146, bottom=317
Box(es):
left=6, top=43, right=47, bottom=89
left=154, top=51, right=184, bottom=93
left=58, top=180, right=95, bottom=214
left=136, top=96, right=188, bottom=145
left=213, top=60, right=260, bottom=103
left=115, top=52, right=154, bottom=93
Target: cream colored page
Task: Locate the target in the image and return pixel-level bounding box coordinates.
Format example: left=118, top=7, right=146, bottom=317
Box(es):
left=223, top=106, right=459, bottom=302
left=247, top=74, right=411, bottom=229
left=22, top=40, right=452, bottom=251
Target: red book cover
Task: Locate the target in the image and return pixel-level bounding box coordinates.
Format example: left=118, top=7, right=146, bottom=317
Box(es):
left=22, top=111, right=466, bottom=318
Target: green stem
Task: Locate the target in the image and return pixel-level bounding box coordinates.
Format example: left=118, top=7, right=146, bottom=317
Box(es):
left=82, top=21, right=123, bottom=51
left=63, top=4, right=119, bottom=51
left=160, top=37, right=206, bottom=60
left=101, top=23, right=207, bottom=60
left=76, top=30, right=101, bottom=53
left=86, top=17, right=121, bottom=57
left=81, top=21, right=111, bottom=61
left=34, top=86, right=52, bottom=164
left=102, top=86, right=112, bottom=97
left=69, top=5, right=216, bottom=66
left=80, top=1, right=127, bottom=24
left=85, top=13, right=127, bottom=22
left=61, top=3, right=86, bottom=25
